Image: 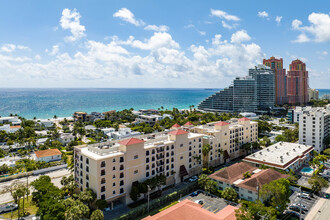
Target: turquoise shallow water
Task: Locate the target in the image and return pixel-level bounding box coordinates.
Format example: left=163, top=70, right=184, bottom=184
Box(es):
left=0, top=88, right=217, bottom=119
left=0, top=88, right=329, bottom=119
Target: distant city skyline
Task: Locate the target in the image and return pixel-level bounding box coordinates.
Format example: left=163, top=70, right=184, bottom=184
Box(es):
left=0, top=0, right=329, bottom=88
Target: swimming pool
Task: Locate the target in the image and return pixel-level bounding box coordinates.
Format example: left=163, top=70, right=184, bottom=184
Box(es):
left=301, top=167, right=314, bottom=174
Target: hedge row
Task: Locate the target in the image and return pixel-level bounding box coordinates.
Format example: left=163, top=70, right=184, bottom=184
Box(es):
left=290, top=183, right=313, bottom=192
left=115, top=182, right=198, bottom=220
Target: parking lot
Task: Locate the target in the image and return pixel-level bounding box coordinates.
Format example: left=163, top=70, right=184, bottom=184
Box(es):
left=288, top=190, right=319, bottom=219
left=181, top=190, right=236, bottom=213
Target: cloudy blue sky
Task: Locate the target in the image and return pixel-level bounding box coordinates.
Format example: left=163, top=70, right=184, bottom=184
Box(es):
left=0, top=0, right=329, bottom=88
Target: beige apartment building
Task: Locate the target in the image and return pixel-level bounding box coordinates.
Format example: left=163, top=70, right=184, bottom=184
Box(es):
left=74, top=117, right=258, bottom=206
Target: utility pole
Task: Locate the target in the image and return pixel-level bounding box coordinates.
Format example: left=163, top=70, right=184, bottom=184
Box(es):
left=147, top=185, right=151, bottom=213
left=299, top=187, right=302, bottom=220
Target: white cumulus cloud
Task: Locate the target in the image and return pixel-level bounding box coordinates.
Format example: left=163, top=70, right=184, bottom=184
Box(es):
left=231, top=30, right=251, bottom=44
left=210, top=9, right=240, bottom=21
left=113, top=8, right=145, bottom=26
left=275, top=16, right=282, bottom=24
left=46, top=45, right=60, bottom=56
left=1, top=44, right=29, bottom=53
left=60, top=8, right=86, bottom=42
left=292, top=13, right=330, bottom=43
left=144, top=25, right=169, bottom=32
left=258, top=11, right=269, bottom=18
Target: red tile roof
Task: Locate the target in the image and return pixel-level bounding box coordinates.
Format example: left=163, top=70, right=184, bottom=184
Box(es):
left=215, top=121, right=230, bottom=126
left=236, top=169, right=288, bottom=192
left=209, top=162, right=256, bottom=184
left=168, top=129, right=188, bottom=135
left=184, top=121, right=193, bottom=126
left=172, top=123, right=181, bottom=128
left=35, top=149, right=62, bottom=158
left=10, top=125, right=21, bottom=129
left=239, top=117, right=250, bottom=121
left=118, top=138, right=145, bottom=146
left=143, top=199, right=237, bottom=220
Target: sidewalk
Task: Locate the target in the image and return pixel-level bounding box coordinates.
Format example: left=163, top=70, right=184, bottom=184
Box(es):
left=305, top=186, right=330, bottom=220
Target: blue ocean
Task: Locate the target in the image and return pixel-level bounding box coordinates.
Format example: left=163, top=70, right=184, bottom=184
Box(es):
left=0, top=88, right=329, bottom=119
left=0, top=88, right=217, bottom=119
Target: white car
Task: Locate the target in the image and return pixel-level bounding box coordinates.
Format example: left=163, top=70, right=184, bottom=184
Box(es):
left=188, top=176, right=198, bottom=182
left=0, top=203, right=18, bottom=213
left=292, top=203, right=308, bottom=211
left=194, top=200, right=204, bottom=205
left=298, top=193, right=311, bottom=200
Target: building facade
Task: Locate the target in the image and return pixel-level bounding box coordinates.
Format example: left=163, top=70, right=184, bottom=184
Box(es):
left=263, top=56, right=287, bottom=105
left=209, top=162, right=288, bottom=202
left=243, top=142, right=314, bottom=171
left=74, top=118, right=258, bottom=206
left=248, top=65, right=275, bottom=110
left=198, top=65, right=275, bottom=112
left=308, top=88, right=319, bottom=101
left=298, top=105, right=330, bottom=153
left=287, top=59, right=309, bottom=104
left=34, top=149, right=62, bottom=162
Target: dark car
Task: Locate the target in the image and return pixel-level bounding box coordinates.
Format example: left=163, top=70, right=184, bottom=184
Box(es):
left=289, top=205, right=305, bottom=214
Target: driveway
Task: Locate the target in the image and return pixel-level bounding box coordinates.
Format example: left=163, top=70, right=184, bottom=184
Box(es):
left=0, top=168, right=71, bottom=204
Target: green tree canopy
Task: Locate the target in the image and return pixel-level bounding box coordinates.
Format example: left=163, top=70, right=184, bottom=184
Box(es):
left=260, top=178, right=290, bottom=213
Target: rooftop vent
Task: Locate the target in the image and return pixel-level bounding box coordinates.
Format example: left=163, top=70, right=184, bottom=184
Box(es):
left=259, top=152, right=262, bottom=155
left=286, top=152, right=289, bottom=155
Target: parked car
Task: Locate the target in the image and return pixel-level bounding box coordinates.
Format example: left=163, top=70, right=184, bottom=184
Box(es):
left=190, top=191, right=198, bottom=197
left=298, top=193, right=311, bottom=200
left=188, top=176, right=198, bottom=182
left=283, top=210, right=302, bottom=219
left=292, top=203, right=308, bottom=212
left=194, top=200, right=204, bottom=205
left=103, top=207, right=110, bottom=212
left=0, top=203, right=18, bottom=214
left=289, top=205, right=305, bottom=214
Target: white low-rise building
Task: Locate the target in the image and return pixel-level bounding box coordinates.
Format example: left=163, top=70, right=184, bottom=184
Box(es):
left=209, top=162, right=288, bottom=202
left=85, top=125, right=97, bottom=131
left=111, top=128, right=141, bottom=140
left=38, top=119, right=54, bottom=128
left=0, top=125, right=21, bottom=133
left=34, top=149, right=62, bottom=162
left=58, top=133, right=75, bottom=145
left=243, top=142, right=314, bottom=171
left=0, top=117, right=21, bottom=126
left=136, top=115, right=162, bottom=126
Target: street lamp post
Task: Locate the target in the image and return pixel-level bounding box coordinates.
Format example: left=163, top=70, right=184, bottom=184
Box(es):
left=147, top=185, right=151, bottom=213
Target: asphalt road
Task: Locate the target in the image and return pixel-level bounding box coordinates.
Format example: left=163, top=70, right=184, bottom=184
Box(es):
left=0, top=168, right=71, bottom=204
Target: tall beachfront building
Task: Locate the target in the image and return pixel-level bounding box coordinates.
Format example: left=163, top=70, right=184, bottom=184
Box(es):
left=198, top=65, right=275, bottom=112
left=263, top=56, right=287, bottom=105
left=298, top=105, right=330, bottom=153
left=287, top=59, right=309, bottom=104
left=74, top=119, right=258, bottom=206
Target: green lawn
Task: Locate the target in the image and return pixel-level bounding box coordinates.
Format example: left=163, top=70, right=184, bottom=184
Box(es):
left=138, top=200, right=179, bottom=219
left=1, top=197, right=38, bottom=219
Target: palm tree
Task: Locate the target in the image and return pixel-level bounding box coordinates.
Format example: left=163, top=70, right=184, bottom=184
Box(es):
left=77, top=188, right=96, bottom=208
left=61, top=175, right=77, bottom=196
left=202, top=144, right=212, bottom=168
left=198, top=174, right=209, bottom=191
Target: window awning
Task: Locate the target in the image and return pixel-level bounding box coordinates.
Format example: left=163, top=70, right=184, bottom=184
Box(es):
left=179, top=165, right=188, bottom=177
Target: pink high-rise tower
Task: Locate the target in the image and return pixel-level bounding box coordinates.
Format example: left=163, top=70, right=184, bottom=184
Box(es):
left=287, top=59, right=309, bottom=104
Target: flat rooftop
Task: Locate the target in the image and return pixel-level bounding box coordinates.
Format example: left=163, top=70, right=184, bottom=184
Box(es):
left=243, top=142, right=313, bottom=169
left=77, top=130, right=204, bottom=159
